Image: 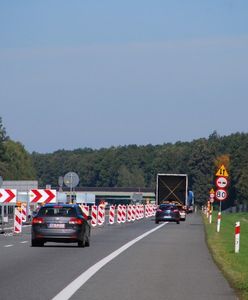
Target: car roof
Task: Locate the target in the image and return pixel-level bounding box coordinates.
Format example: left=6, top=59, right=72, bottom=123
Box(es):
left=42, top=203, right=77, bottom=208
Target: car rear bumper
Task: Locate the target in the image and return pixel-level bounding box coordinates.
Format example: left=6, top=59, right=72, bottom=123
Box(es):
left=32, top=228, right=83, bottom=242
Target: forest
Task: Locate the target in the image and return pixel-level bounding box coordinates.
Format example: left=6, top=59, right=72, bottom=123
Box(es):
left=1, top=117, right=248, bottom=209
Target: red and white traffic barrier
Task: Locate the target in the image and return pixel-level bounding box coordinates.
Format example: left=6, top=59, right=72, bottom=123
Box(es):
left=109, top=205, right=115, bottom=225
left=97, top=205, right=105, bottom=226
left=127, top=205, right=132, bottom=222
left=209, top=206, right=212, bottom=224
left=121, top=205, right=127, bottom=223
left=135, top=205, right=140, bottom=220
left=91, top=205, right=98, bottom=227
left=21, top=203, right=27, bottom=223
left=235, top=221, right=240, bottom=253
left=131, top=205, right=136, bottom=221
left=217, top=211, right=221, bottom=232
left=117, top=205, right=122, bottom=224
left=80, top=205, right=89, bottom=219
left=14, top=208, right=22, bottom=234
left=145, top=205, right=149, bottom=218
left=152, top=204, right=157, bottom=216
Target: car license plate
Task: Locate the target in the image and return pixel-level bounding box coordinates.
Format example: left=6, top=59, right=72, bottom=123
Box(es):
left=164, top=216, right=171, bottom=219
left=48, top=223, right=65, bottom=229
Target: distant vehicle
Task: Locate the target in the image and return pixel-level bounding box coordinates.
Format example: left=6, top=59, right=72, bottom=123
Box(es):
left=155, top=204, right=180, bottom=224
left=176, top=204, right=186, bottom=221
left=31, top=204, right=91, bottom=247
left=156, top=173, right=191, bottom=212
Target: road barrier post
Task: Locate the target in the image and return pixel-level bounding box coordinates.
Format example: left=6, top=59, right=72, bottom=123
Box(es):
left=235, top=221, right=240, bottom=253
left=217, top=212, right=221, bottom=232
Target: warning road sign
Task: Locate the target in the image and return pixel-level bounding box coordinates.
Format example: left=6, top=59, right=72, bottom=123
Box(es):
left=216, top=165, right=229, bottom=177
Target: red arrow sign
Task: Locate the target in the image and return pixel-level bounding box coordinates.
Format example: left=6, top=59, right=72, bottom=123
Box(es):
left=0, top=189, right=17, bottom=203
left=30, top=189, right=56, bottom=203
left=31, top=189, right=43, bottom=203
left=44, top=189, right=55, bottom=203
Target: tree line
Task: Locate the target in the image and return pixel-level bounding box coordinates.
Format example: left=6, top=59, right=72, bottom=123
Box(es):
left=1, top=117, right=248, bottom=208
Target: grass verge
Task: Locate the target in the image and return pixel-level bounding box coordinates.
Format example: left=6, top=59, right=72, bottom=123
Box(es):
left=203, top=211, right=248, bottom=300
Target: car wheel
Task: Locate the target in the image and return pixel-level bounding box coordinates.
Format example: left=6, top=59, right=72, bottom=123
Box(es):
left=78, top=240, right=85, bottom=248
left=155, top=220, right=159, bottom=224
left=32, top=239, right=43, bottom=247
left=177, top=220, right=180, bottom=224
left=85, top=236, right=90, bottom=247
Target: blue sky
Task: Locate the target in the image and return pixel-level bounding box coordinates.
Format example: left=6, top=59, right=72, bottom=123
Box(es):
left=0, top=1, right=248, bottom=153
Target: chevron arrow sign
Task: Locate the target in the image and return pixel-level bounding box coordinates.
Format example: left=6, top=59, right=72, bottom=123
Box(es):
left=0, top=189, right=17, bottom=203
left=29, top=189, right=56, bottom=204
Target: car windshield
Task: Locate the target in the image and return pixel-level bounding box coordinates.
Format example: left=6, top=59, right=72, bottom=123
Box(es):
left=38, top=207, right=77, bottom=217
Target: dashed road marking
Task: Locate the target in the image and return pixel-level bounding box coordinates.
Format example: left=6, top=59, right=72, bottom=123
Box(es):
left=4, top=244, right=13, bottom=248
left=20, top=241, right=29, bottom=244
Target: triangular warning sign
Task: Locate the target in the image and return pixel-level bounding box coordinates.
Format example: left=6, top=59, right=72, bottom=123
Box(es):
left=216, top=165, right=229, bottom=177
left=209, top=188, right=215, bottom=194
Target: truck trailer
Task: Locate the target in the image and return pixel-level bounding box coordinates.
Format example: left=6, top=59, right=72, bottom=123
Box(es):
left=156, top=173, right=189, bottom=210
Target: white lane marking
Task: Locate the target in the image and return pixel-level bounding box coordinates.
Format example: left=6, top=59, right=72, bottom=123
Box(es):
left=4, top=244, right=13, bottom=248
left=20, top=241, right=28, bottom=244
left=52, top=222, right=167, bottom=300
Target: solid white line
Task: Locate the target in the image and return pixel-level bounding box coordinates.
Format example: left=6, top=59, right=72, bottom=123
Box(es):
left=52, top=223, right=167, bottom=300
left=4, top=244, right=13, bottom=248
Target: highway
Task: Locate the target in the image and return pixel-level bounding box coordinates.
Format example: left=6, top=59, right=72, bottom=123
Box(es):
left=0, top=213, right=236, bottom=300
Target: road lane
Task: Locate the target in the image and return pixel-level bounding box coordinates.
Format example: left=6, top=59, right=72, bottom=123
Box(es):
left=0, top=213, right=237, bottom=300
left=0, top=219, right=159, bottom=300
left=71, top=213, right=236, bottom=300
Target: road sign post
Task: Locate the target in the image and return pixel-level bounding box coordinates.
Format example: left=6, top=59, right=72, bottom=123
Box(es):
left=215, top=165, right=229, bottom=214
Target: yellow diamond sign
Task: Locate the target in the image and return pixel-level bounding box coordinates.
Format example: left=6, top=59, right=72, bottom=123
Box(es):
left=216, top=165, right=229, bottom=177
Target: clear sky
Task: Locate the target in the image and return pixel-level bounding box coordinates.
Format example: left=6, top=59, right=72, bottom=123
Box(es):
left=0, top=1, right=248, bottom=153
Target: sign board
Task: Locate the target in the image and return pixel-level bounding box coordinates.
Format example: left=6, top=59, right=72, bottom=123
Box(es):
left=215, top=177, right=228, bottom=189
left=64, top=172, right=79, bottom=188
left=0, top=189, right=17, bottom=203
left=216, top=165, right=229, bottom=177
left=215, top=189, right=228, bottom=201
left=29, top=189, right=56, bottom=204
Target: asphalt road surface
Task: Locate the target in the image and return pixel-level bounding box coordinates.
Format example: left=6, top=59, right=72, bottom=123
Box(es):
left=0, top=213, right=237, bottom=300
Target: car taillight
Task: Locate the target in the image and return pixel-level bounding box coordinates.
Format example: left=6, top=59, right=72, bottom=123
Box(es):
left=173, top=209, right=179, bottom=213
left=32, top=217, right=44, bottom=224
left=156, top=209, right=162, bottom=213
left=69, top=217, right=83, bottom=225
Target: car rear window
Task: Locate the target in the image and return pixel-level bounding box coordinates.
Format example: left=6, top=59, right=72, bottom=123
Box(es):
left=159, top=205, right=176, bottom=210
left=38, top=207, right=77, bottom=217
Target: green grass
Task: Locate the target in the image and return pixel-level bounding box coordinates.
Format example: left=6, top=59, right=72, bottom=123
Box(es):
left=203, top=211, right=248, bottom=300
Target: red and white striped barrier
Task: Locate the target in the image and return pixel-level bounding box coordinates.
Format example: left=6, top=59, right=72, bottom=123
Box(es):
left=117, top=205, right=122, bottom=224
left=235, top=221, right=240, bottom=253
left=121, top=205, right=127, bottom=223
left=97, top=205, right=105, bottom=226
left=80, top=205, right=89, bottom=219
left=217, top=211, right=221, bottom=232
left=131, top=205, right=136, bottom=221
left=127, top=205, right=132, bottom=222
left=145, top=205, right=149, bottom=218
left=91, top=205, right=98, bottom=227
left=152, top=204, right=157, bottom=216
left=109, top=205, right=115, bottom=225
left=21, top=203, right=27, bottom=223
left=14, top=208, right=22, bottom=234
left=209, top=206, right=212, bottom=224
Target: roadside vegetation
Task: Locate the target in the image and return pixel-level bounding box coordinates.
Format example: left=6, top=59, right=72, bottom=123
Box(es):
left=204, top=211, right=248, bottom=300
left=1, top=116, right=248, bottom=211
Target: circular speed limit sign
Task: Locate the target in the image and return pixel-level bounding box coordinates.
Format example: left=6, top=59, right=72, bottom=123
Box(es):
left=216, top=177, right=228, bottom=189
left=215, top=189, right=228, bottom=201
